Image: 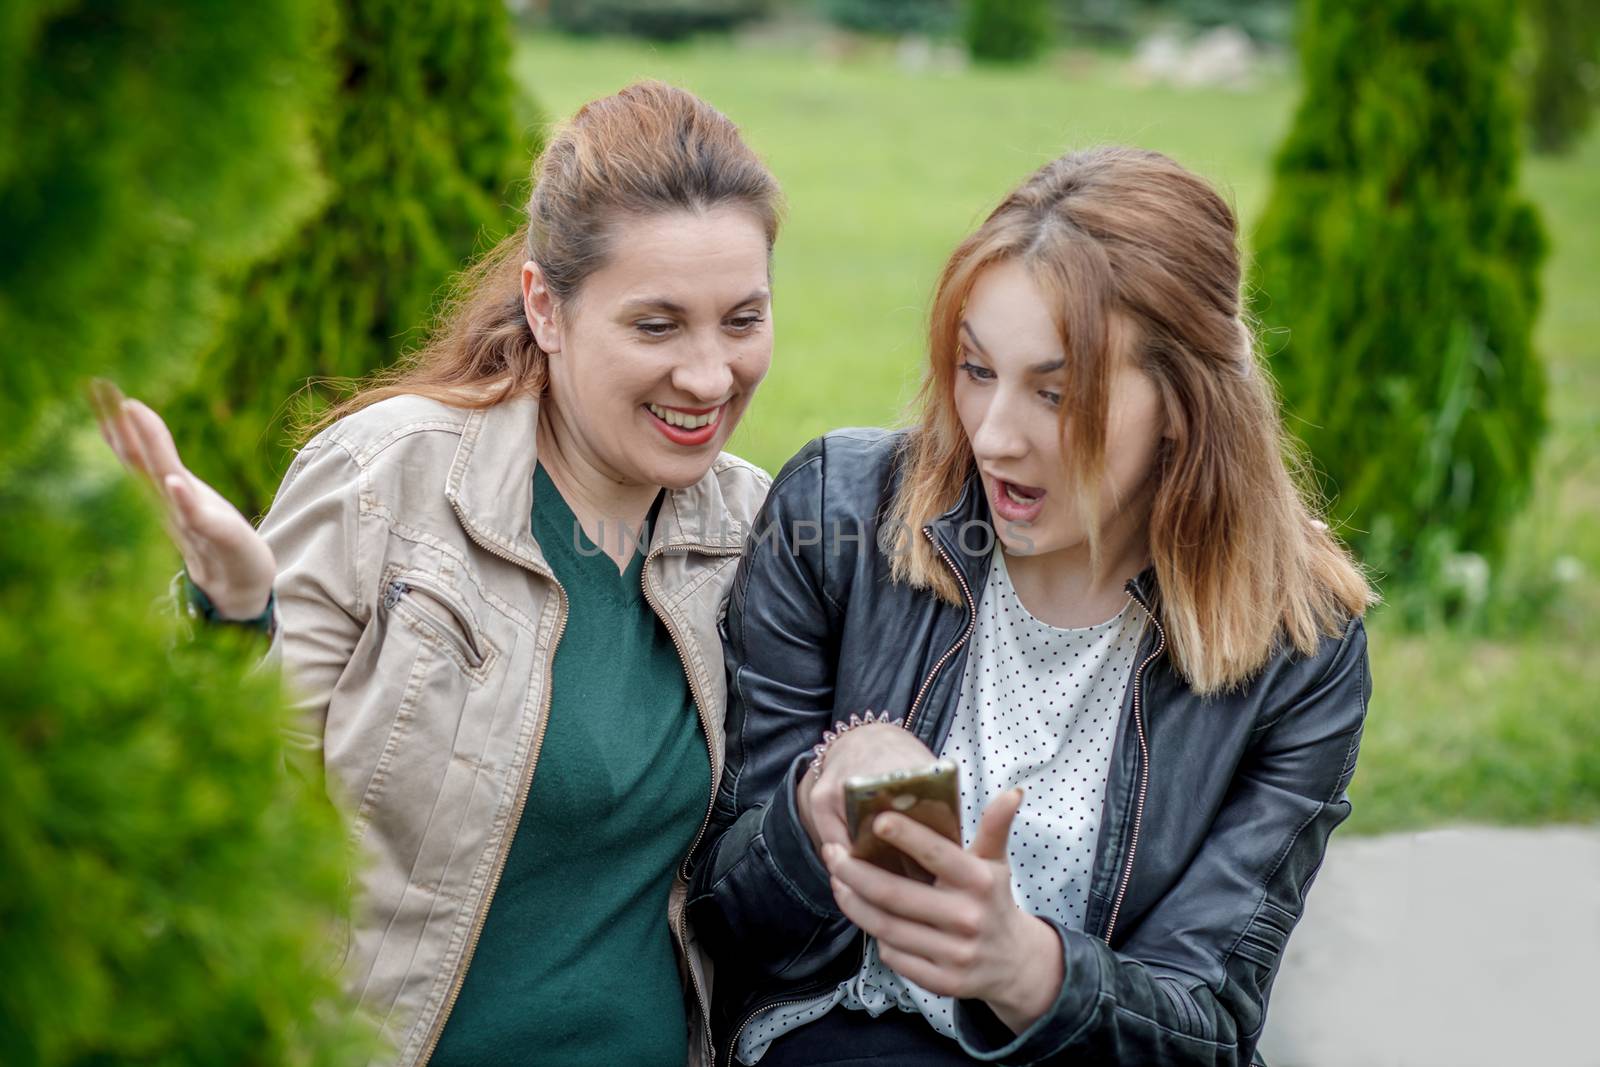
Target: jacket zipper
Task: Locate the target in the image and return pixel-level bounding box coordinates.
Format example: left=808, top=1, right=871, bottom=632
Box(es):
left=383, top=577, right=487, bottom=669
left=909, top=534, right=1167, bottom=944
left=903, top=528, right=978, bottom=736
left=724, top=530, right=975, bottom=1066
left=1101, top=584, right=1166, bottom=945
left=720, top=527, right=953, bottom=1067
left=640, top=540, right=742, bottom=1066
left=720, top=531, right=979, bottom=1062
left=416, top=507, right=568, bottom=1067
left=722, top=975, right=846, bottom=1067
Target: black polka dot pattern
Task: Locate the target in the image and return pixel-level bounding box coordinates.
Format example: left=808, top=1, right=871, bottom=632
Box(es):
left=734, top=549, right=1144, bottom=1062
left=940, top=547, right=1143, bottom=931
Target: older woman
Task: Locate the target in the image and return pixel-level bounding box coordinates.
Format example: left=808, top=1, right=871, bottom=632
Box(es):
left=98, top=81, right=780, bottom=1067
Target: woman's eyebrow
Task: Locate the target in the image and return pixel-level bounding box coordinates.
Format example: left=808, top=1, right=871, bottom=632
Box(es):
left=621, top=297, right=688, bottom=315
left=620, top=289, right=770, bottom=316
left=727, top=288, right=770, bottom=310
left=962, top=320, right=1064, bottom=373
left=960, top=320, right=990, bottom=357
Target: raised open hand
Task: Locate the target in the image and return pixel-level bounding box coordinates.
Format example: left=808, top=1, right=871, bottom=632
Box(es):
left=90, top=379, right=276, bottom=620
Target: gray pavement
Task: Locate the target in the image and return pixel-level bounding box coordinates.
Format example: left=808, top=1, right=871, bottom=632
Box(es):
left=1257, top=825, right=1600, bottom=1067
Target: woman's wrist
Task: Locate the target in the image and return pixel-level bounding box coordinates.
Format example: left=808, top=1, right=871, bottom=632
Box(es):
left=984, top=913, right=1065, bottom=1035
left=794, top=761, right=822, bottom=849
left=183, top=570, right=275, bottom=632
left=808, top=710, right=901, bottom=780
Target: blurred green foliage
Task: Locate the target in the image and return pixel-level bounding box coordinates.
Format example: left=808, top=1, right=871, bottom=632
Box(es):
left=548, top=0, right=773, bottom=39
left=963, top=0, right=1052, bottom=62
left=1525, top=0, right=1600, bottom=154
left=1145, top=0, right=1294, bottom=43
left=0, top=1, right=328, bottom=461
left=0, top=439, right=374, bottom=1066
left=0, top=1, right=375, bottom=1063
left=817, top=0, right=956, bottom=36
left=1252, top=0, right=1546, bottom=607
left=811, top=0, right=1295, bottom=45
left=166, top=0, right=537, bottom=522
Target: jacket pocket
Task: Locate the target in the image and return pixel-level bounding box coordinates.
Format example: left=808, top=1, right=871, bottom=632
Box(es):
left=382, top=575, right=487, bottom=671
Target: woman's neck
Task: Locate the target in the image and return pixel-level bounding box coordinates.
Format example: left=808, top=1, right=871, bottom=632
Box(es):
left=1003, top=487, right=1153, bottom=629
left=535, top=407, right=660, bottom=572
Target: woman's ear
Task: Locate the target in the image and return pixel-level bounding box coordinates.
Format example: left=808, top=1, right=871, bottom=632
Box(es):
left=522, top=261, right=561, bottom=355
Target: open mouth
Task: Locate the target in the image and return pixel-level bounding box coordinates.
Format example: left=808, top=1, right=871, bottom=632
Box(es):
left=644, top=401, right=725, bottom=445
left=646, top=402, right=720, bottom=430
left=989, top=475, right=1047, bottom=523
left=1003, top=481, right=1045, bottom=505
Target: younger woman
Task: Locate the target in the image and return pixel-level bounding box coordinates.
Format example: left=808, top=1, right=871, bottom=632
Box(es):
left=690, top=146, right=1374, bottom=1067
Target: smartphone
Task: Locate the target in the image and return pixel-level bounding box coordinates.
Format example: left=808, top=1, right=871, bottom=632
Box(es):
left=843, top=758, right=961, bottom=884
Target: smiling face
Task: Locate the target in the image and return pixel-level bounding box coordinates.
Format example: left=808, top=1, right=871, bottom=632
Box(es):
left=523, top=206, right=773, bottom=490
left=952, top=257, right=1165, bottom=562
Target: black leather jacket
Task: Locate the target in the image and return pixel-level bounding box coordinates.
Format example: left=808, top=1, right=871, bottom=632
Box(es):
left=687, top=429, right=1370, bottom=1067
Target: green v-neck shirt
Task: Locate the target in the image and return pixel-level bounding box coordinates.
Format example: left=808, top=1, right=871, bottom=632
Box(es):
left=430, top=464, right=710, bottom=1066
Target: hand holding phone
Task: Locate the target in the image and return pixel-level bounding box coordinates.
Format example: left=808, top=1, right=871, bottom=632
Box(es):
left=843, top=758, right=961, bottom=883
left=795, top=719, right=937, bottom=856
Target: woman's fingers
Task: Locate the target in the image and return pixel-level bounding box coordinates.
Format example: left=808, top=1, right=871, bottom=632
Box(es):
left=824, top=842, right=955, bottom=918
left=815, top=806, right=852, bottom=852
left=123, top=399, right=188, bottom=488
left=117, top=405, right=215, bottom=556
left=109, top=397, right=224, bottom=538
left=95, top=408, right=122, bottom=460
left=155, top=483, right=218, bottom=576
left=972, top=787, right=1024, bottom=862
left=88, top=379, right=130, bottom=464
left=108, top=400, right=151, bottom=477
left=163, top=473, right=213, bottom=547
left=873, top=812, right=987, bottom=890
left=810, top=784, right=847, bottom=851
left=875, top=942, right=958, bottom=998
left=828, top=865, right=968, bottom=966
left=85, top=384, right=277, bottom=618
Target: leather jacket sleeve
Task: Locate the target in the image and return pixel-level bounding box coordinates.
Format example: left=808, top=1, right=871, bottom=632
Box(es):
left=687, top=440, right=860, bottom=980
left=951, top=616, right=1371, bottom=1067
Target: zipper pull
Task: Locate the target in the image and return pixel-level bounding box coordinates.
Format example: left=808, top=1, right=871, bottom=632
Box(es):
left=383, top=580, right=406, bottom=609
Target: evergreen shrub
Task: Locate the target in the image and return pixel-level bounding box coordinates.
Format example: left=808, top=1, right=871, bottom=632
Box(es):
left=1251, top=0, right=1546, bottom=592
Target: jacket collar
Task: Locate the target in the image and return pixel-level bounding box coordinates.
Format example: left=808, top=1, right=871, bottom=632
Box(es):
left=924, top=470, right=995, bottom=596
left=444, top=391, right=745, bottom=575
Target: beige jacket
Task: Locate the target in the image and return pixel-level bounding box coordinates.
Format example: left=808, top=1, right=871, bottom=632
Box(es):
left=255, top=392, right=770, bottom=1067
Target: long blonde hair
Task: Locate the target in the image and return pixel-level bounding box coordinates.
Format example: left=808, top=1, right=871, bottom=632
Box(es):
left=307, top=80, right=783, bottom=431
left=888, top=147, right=1374, bottom=694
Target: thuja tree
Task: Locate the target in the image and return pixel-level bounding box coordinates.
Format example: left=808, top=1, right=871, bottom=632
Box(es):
left=964, top=0, right=1052, bottom=63
left=0, top=2, right=326, bottom=448
left=168, top=0, right=537, bottom=521
left=1251, top=0, right=1546, bottom=588
left=0, top=2, right=370, bottom=1063
left=1525, top=0, right=1600, bottom=155
left=0, top=448, right=373, bottom=1067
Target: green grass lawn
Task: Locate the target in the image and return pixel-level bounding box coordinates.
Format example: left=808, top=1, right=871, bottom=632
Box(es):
left=515, top=33, right=1600, bottom=835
